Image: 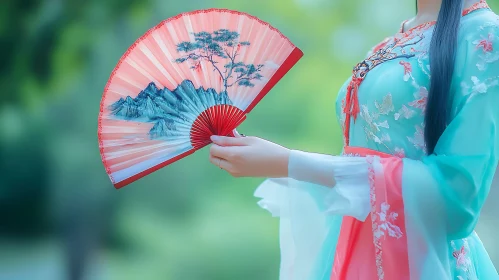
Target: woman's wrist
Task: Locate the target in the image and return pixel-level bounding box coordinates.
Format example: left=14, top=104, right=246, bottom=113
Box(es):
left=264, top=145, right=290, bottom=178
left=287, top=150, right=337, bottom=187
left=276, top=147, right=291, bottom=178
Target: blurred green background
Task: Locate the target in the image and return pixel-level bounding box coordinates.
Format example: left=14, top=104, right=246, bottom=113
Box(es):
left=1, top=0, right=498, bottom=279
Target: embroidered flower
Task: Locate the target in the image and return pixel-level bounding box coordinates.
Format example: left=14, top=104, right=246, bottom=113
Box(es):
left=474, top=33, right=494, bottom=53
left=360, top=105, right=378, bottom=131
left=377, top=120, right=390, bottom=129
left=472, top=76, right=488, bottom=94
left=476, top=51, right=499, bottom=71
left=463, top=75, right=499, bottom=101
left=375, top=94, right=395, bottom=115
left=451, top=239, right=478, bottom=279
left=364, top=126, right=383, bottom=144
left=380, top=133, right=391, bottom=143
left=408, top=87, right=428, bottom=114
left=360, top=94, right=396, bottom=148
left=399, top=61, right=412, bottom=81
left=407, top=124, right=426, bottom=152
left=473, top=30, right=499, bottom=71
left=394, top=105, right=416, bottom=120
left=394, top=147, right=406, bottom=158
left=453, top=246, right=469, bottom=270
left=373, top=202, right=403, bottom=239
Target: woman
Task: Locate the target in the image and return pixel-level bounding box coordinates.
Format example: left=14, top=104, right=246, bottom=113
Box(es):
left=209, top=0, right=499, bottom=279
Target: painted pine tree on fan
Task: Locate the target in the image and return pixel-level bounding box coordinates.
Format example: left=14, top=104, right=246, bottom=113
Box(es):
left=174, top=29, right=264, bottom=92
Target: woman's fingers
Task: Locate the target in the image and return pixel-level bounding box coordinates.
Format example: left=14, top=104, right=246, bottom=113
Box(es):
left=209, top=144, right=224, bottom=159
left=211, top=135, right=247, bottom=147
left=232, top=129, right=246, bottom=138
left=209, top=155, right=236, bottom=175
left=210, top=144, right=239, bottom=160
left=209, top=155, right=223, bottom=168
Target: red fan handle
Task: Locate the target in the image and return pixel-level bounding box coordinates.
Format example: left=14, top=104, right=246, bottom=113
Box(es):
left=190, top=104, right=246, bottom=149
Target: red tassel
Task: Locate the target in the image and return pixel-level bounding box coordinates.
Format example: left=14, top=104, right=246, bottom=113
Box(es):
left=343, top=85, right=353, bottom=114
left=350, top=78, right=361, bottom=120
left=344, top=77, right=362, bottom=120
left=343, top=115, right=351, bottom=146
left=342, top=76, right=363, bottom=146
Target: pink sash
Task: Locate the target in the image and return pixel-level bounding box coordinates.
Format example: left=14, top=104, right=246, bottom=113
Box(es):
left=331, top=146, right=410, bottom=280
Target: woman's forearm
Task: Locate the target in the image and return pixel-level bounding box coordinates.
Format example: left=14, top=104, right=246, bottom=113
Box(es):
left=287, top=150, right=369, bottom=187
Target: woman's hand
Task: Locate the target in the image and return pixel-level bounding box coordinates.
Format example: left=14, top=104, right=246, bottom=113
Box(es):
left=209, top=133, right=290, bottom=178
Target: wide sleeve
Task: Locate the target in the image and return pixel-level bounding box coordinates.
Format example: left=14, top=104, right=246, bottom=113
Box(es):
left=254, top=153, right=372, bottom=280
left=255, top=152, right=371, bottom=221
left=397, top=21, right=499, bottom=278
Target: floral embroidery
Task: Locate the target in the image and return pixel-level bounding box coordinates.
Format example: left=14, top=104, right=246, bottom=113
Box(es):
left=342, top=30, right=430, bottom=146
left=379, top=133, right=391, bottom=142
left=394, top=105, right=416, bottom=120
left=473, top=28, right=499, bottom=71
left=407, top=86, right=428, bottom=114
left=475, top=33, right=494, bottom=53
left=367, top=37, right=391, bottom=57
left=342, top=152, right=362, bottom=157
left=417, top=55, right=432, bottom=78
left=471, top=76, right=490, bottom=94
left=399, top=61, right=412, bottom=81
left=375, top=94, right=395, bottom=115
left=366, top=156, right=384, bottom=280
left=377, top=120, right=390, bottom=129
left=461, top=75, right=499, bottom=101
left=360, top=106, right=378, bottom=131
left=353, top=36, right=423, bottom=80
left=360, top=94, right=395, bottom=149
left=359, top=86, right=427, bottom=154
left=364, top=126, right=382, bottom=144
left=451, top=239, right=478, bottom=280
left=373, top=202, right=404, bottom=240
left=394, top=147, right=406, bottom=158
left=453, top=246, right=470, bottom=270
left=407, top=124, right=426, bottom=152
left=367, top=158, right=404, bottom=280
left=359, top=85, right=429, bottom=154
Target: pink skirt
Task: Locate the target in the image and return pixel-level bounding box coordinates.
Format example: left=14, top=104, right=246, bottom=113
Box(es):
left=331, top=146, right=410, bottom=280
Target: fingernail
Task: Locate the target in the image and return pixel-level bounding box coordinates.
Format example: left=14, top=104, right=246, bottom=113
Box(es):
left=210, top=135, right=219, bottom=141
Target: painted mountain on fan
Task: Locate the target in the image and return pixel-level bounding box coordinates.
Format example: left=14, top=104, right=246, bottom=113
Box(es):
left=109, top=80, right=232, bottom=139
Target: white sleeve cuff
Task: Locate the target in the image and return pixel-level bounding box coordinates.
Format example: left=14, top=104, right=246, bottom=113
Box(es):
left=287, top=150, right=371, bottom=221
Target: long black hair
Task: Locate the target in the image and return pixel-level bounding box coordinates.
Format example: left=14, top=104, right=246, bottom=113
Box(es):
left=422, top=0, right=464, bottom=154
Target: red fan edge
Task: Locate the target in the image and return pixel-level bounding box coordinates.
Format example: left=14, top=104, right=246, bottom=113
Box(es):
left=98, top=8, right=304, bottom=189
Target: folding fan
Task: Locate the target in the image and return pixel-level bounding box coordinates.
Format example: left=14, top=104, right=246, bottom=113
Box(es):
left=98, top=8, right=303, bottom=188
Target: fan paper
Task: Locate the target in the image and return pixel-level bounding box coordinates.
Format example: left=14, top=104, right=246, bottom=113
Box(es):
left=98, top=9, right=303, bottom=188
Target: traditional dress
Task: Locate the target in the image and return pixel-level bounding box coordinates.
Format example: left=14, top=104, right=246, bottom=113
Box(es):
left=255, top=1, right=499, bottom=279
